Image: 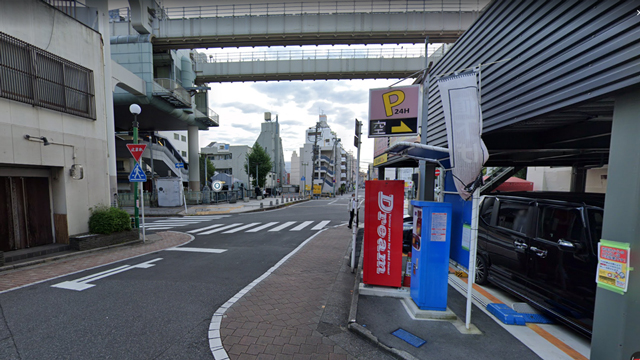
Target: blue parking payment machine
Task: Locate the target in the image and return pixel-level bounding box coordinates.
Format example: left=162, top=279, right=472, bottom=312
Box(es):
left=410, top=201, right=452, bottom=311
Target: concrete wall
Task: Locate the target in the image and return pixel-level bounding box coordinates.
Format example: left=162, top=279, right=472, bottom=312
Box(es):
left=526, top=166, right=608, bottom=193
left=0, top=0, right=110, bottom=236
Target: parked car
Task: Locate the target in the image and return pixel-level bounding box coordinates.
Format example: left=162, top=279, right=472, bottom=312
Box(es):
left=476, top=192, right=604, bottom=338
left=402, top=216, right=413, bottom=254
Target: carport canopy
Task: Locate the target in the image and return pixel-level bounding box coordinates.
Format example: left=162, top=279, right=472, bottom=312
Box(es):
left=384, top=142, right=451, bottom=169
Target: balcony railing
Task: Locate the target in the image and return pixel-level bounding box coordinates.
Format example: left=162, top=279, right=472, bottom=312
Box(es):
left=194, top=107, right=220, bottom=127
left=152, top=78, right=191, bottom=108
left=200, top=48, right=425, bottom=63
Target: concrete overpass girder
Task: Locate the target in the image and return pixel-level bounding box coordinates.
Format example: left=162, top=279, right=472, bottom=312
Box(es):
left=151, top=12, right=476, bottom=49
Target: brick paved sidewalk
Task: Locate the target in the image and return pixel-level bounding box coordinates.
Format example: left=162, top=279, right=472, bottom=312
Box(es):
left=219, top=226, right=389, bottom=360
left=0, top=231, right=191, bottom=293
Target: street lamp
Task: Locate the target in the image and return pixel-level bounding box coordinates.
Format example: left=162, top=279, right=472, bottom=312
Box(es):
left=129, top=104, right=141, bottom=229
left=333, top=138, right=341, bottom=197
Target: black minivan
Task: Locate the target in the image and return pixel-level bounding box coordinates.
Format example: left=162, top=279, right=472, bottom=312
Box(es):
left=476, top=192, right=604, bottom=338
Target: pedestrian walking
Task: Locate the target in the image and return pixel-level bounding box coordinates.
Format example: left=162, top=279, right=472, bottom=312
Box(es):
left=348, top=193, right=357, bottom=229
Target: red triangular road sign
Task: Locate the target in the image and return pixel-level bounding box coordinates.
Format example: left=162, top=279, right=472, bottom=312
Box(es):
left=126, top=144, right=147, bottom=163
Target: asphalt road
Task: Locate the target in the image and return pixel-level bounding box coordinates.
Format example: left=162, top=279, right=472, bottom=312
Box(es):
left=0, top=197, right=354, bottom=360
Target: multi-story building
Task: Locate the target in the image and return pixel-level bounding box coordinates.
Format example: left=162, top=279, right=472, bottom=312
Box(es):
left=290, top=151, right=300, bottom=186
left=0, top=0, right=110, bottom=251
left=255, top=113, right=286, bottom=192
left=201, top=142, right=250, bottom=188
left=299, top=115, right=346, bottom=194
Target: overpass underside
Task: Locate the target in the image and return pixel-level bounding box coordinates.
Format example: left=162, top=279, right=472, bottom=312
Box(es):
left=195, top=57, right=426, bottom=83
left=116, top=12, right=480, bottom=50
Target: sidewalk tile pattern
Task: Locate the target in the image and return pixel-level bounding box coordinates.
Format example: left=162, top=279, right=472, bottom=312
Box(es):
left=0, top=232, right=191, bottom=293
left=221, top=227, right=354, bottom=360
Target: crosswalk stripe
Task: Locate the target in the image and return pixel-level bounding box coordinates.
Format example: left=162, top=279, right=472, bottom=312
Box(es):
left=200, top=223, right=243, bottom=235
left=246, top=222, right=279, bottom=233
left=269, top=221, right=297, bottom=232
left=290, top=221, right=314, bottom=231
left=222, top=222, right=261, bottom=234
left=188, top=224, right=224, bottom=233
left=311, top=221, right=330, bottom=230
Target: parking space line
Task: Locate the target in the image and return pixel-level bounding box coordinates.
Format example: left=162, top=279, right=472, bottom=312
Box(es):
left=527, top=324, right=588, bottom=360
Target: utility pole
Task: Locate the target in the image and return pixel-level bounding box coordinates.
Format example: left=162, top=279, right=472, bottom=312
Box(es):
left=351, top=119, right=362, bottom=271
left=312, top=121, right=320, bottom=196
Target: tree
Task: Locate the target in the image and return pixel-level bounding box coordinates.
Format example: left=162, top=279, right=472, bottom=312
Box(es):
left=245, top=143, right=272, bottom=188
left=199, top=154, right=216, bottom=187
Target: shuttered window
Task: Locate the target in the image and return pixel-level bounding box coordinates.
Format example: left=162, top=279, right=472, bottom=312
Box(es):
left=0, top=31, right=95, bottom=119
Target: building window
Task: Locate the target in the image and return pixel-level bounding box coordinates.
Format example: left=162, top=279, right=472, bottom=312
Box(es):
left=116, top=160, right=125, bottom=171
left=174, top=133, right=180, bottom=140
left=0, top=31, right=96, bottom=119
left=181, top=151, right=187, bottom=157
left=181, top=135, right=186, bottom=142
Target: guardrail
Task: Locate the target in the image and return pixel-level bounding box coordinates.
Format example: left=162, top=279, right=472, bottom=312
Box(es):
left=199, top=48, right=425, bottom=63
left=109, top=1, right=487, bottom=22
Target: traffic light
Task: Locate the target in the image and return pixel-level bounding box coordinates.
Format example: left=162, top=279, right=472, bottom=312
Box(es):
left=354, top=119, right=361, bottom=148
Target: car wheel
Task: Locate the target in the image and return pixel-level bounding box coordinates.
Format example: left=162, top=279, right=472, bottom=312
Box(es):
left=475, top=254, right=489, bottom=285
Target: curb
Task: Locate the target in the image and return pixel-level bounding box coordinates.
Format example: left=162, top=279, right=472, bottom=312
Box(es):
left=0, top=238, right=145, bottom=272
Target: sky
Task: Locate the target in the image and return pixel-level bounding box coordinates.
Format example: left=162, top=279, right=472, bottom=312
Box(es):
left=198, top=45, right=424, bottom=172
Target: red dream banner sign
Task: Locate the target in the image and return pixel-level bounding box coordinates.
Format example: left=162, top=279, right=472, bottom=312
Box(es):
left=363, top=180, right=404, bottom=287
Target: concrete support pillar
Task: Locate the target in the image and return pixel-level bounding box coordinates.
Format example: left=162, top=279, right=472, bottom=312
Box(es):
left=87, top=0, right=118, bottom=205
left=569, top=166, right=587, bottom=193
left=591, top=88, right=640, bottom=360
left=187, top=126, right=200, bottom=191
left=418, top=162, right=436, bottom=201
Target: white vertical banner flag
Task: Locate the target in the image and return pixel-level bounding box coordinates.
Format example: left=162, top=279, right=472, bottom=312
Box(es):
left=437, top=70, right=489, bottom=199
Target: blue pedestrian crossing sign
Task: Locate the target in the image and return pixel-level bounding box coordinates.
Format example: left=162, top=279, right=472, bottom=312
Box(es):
left=129, top=163, right=147, bottom=182
left=301, top=176, right=305, bottom=181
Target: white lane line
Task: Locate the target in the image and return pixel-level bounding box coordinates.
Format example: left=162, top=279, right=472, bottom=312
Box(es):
left=269, top=221, right=297, bottom=232
left=311, top=220, right=330, bottom=230
left=143, top=227, right=174, bottom=231
left=328, top=199, right=338, bottom=204
left=165, top=247, right=227, bottom=254
left=222, top=222, right=261, bottom=234
left=208, top=230, right=326, bottom=360
left=188, top=224, right=224, bottom=233
left=246, top=222, right=279, bottom=233
left=200, top=223, right=243, bottom=235
left=290, top=221, right=314, bottom=231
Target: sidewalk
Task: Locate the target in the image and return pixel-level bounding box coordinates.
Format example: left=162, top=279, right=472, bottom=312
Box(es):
left=215, top=224, right=394, bottom=360
left=122, top=196, right=310, bottom=217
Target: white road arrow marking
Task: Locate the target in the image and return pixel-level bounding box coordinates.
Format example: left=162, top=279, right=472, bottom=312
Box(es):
left=51, top=258, right=162, bottom=291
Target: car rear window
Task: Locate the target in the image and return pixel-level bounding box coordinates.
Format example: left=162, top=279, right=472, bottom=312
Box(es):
left=537, top=207, right=583, bottom=243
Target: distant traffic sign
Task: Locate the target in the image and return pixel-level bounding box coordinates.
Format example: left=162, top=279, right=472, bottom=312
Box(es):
left=126, top=144, right=147, bottom=163
left=129, top=163, right=147, bottom=182
left=175, top=162, right=184, bottom=168
left=212, top=181, right=223, bottom=192
left=301, top=176, right=306, bottom=181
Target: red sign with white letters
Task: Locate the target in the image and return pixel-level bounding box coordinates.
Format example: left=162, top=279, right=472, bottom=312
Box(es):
left=363, top=180, right=404, bottom=287
left=126, top=144, right=147, bottom=163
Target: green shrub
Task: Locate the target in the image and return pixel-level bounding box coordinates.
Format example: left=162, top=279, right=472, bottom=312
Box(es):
left=89, top=205, right=132, bottom=235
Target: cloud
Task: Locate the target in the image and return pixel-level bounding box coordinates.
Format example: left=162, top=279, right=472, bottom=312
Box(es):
left=230, top=123, right=260, bottom=132
left=220, top=102, right=269, bottom=114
